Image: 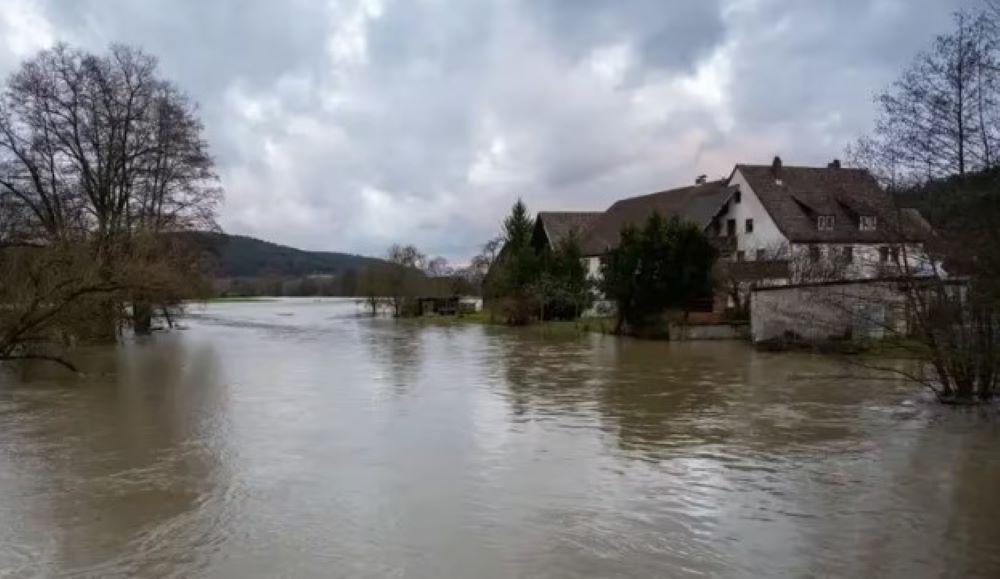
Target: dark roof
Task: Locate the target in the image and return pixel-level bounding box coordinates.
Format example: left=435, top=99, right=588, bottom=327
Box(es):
left=736, top=164, right=934, bottom=243
left=534, top=211, right=601, bottom=248
left=580, top=180, right=736, bottom=255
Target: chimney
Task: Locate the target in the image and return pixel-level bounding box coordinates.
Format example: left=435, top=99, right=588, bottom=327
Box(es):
left=771, top=156, right=783, bottom=184
left=695, top=174, right=707, bottom=185
left=828, top=159, right=841, bottom=169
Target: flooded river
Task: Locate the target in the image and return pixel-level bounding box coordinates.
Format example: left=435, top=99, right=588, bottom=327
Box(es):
left=1, top=299, right=999, bottom=577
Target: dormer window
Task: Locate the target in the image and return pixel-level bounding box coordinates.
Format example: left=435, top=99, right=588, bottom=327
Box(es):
left=859, top=215, right=877, bottom=231
left=817, top=215, right=835, bottom=231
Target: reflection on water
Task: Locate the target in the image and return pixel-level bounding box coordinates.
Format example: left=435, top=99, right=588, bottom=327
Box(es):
left=1, top=298, right=999, bottom=578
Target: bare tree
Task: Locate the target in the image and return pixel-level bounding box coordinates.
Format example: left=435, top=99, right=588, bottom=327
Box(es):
left=0, top=44, right=220, bottom=337
left=357, top=264, right=391, bottom=316
left=385, top=244, right=426, bottom=317
left=425, top=256, right=452, bottom=277
left=848, top=12, right=1000, bottom=186
left=833, top=7, right=1000, bottom=401
left=468, top=236, right=503, bottom=290
left=850, top=11, right=999, bottom=186
left=0, top=44, right=221, bottom=361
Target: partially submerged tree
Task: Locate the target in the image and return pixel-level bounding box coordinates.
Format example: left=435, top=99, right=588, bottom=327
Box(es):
left=0, top=44, right=221, bottom=365
left=892, top=170, right=1000, bottom=402
left=384, top=244, right=426, bottom=317
left=841, top=9, right=1000, bottom=403
left=0, top=243, right=119, bottom=369
left=358, top=264, right=392, bottom=316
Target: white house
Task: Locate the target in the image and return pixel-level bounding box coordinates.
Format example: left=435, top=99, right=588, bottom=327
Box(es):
left=709, top=158, right=935, bottom=283
left=510, top=157, right=936, bottom=320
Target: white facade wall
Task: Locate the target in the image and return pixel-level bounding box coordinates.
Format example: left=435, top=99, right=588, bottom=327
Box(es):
left=787, top=243, right=930, bottom=281
left=715, top=169, right=789, bottom=258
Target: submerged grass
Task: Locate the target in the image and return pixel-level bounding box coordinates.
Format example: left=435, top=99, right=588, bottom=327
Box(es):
left=203, top=296, right=278, bottom=303
left=405, top=310, right=615, bottom=335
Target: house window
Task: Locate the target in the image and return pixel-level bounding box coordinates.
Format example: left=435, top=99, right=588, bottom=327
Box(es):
left=891, top=247, right=900, bottom=263
left=879, top=247, right=890, bottom=263
left=713, top=220, right=721, bottom=236
left=734, top=190, right=742, bottom=204
left=756, top=249, right=766, bottom=261
left=860, top=215, right=877, bottom=231
left=817, top=215, right=835, bottom=231
left=809, top=245, right=821, bottom=263
left=726, top=219, right=736, bottom=236
left=737, top=250, right=745, bottom=262
left=745, top=218, right=754, bottom=233
left=842, top=246, right=854, bottom=263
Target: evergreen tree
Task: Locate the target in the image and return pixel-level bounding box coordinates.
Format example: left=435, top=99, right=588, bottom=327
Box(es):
left=543, top=230, right=591, bottom=320
left=601, top=213, right=717, bottom=334
left=489, top=199, right=539, bottom=324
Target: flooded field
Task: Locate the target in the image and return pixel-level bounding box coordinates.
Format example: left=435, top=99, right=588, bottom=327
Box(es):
left=1, top=299, right=999, bottom=578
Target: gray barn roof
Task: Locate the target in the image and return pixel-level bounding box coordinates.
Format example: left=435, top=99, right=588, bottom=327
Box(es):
left=580, top=180, right=736, bottom=256
left=534, top=211, right=602, bottom=249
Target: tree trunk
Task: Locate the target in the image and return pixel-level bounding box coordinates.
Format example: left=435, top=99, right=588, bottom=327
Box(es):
left=614, top=313, right=625, bottom=335
left=133, top=300, right=153, bottom=335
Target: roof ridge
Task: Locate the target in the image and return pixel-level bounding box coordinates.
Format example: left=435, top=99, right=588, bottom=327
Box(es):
left=737, top=163, right=868, bottom=171
left=608, top=179, right=729, bottom=207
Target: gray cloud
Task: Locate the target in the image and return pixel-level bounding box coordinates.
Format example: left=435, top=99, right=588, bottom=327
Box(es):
left=0, top=0, right=976, bottom=261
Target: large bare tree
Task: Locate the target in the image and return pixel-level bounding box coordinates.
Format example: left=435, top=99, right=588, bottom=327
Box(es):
left=848, top=11, right=999, bottom=186
left=0, top=44, right=221, bottom=360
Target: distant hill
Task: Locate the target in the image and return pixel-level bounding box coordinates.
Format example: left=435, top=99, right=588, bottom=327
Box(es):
left=178, top=231, right=386, bottom=278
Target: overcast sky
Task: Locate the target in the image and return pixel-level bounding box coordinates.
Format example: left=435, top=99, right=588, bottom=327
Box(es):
left=0, top=0, right=976, bottom=261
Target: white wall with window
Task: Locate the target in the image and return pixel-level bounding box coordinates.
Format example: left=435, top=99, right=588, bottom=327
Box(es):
left=713, top=169, right=789, bottom=259
left=789, top=242, right=932, bottom=281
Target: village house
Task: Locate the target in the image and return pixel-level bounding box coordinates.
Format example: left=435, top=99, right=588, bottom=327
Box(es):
left=526, top=157, right=936, bottom=325
left=711, top=158, right=934, bottom=281
left=577, top=177, right=737, bottom=280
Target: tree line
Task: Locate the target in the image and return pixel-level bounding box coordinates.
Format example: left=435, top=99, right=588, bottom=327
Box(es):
left=481, top=199, right=716, bottom=333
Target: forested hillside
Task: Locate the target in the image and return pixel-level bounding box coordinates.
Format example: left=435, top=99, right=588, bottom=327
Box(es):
left=179, top=232, right=386, bottom=278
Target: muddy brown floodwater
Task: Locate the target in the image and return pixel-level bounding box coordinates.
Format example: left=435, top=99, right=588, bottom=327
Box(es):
left=1, top=299, right=999, bottom=578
